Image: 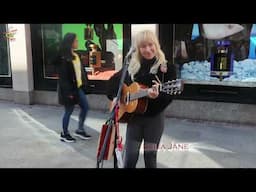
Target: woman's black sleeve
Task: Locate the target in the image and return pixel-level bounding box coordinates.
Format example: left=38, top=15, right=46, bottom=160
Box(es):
left=57, top=58, right=75, bottom=96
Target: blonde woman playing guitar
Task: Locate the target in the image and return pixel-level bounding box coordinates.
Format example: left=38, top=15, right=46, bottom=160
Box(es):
left=106, top=30, right=182, bottom=168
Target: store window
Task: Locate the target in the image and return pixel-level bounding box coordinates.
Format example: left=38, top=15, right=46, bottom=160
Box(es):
left=41, top=24, right=123, bottom=80
left=173, top=24, right=256, bottom=87
left=158, top=24, right=256, bottom=104
left=41, top=24, right=62, bottom=79
left=31, top=24, right=130, bottom=92
left=0, top=24, right=12, bottom=87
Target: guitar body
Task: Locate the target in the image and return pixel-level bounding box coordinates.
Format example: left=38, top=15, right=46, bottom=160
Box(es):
left=114, top=82, right=148, bottom=122
left=110, top=79, right=184, bottom=123
left=118, top=97, right=148, bottom=123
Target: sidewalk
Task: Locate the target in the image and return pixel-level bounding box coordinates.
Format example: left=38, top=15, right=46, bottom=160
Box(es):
left=0, top=100, right=256, bottom=168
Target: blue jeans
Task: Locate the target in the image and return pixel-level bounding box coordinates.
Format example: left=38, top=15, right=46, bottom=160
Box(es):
left=62, top=88, right=89, bottom=135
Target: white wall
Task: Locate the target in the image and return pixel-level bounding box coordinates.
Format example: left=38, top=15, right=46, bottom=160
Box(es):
left=131, top=24, right=159, bottom=44
left=8, top=24, right=34, bottom=92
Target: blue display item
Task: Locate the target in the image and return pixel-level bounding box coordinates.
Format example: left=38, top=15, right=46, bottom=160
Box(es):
left=249, top=24, right=256, bottom=59
left=191, top=24, right=200, bottom=40
left=210, top=40, right=234, bottom=81
left=216, top=40, right=231, bottom=47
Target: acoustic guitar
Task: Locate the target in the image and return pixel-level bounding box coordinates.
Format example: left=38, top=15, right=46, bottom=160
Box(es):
left=111, top=79, right=184, bottom=122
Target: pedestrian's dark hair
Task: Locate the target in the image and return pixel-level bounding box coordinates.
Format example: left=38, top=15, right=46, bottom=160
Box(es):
left=58, top=32, right=77, bottom=60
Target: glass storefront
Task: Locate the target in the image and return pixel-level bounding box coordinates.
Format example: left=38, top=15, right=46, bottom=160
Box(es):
left=173, top=24, right=256, bottom=87
left=31, top=24, right=131, bottom=93
left=41, top=24, right=62, bottom=79
left=159, top=24, right=256, bottom=104
left=0, top=24, right=12, bottom=87
left=32, top=23, right=256, bottom=103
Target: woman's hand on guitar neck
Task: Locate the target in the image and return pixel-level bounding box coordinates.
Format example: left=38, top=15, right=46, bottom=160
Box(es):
left=147, top=80, right=160, bottom=99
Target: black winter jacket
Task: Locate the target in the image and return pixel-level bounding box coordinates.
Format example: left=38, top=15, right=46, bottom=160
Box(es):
left=107, top=57, right=177, bottom=116
left=56, top=55, right=88, bottom=106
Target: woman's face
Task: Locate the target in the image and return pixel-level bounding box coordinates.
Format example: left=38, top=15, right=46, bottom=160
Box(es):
left=72, top=37, right=78, bottom=49
left=139, top=41, right=156, bottom=60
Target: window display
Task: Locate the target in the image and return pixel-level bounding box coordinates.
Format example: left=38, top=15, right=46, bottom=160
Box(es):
left=41, top=24, right=123, bottom=81
left=31, top=24, right=130, bottom=92
left=174, top=24, right=256, bottom=87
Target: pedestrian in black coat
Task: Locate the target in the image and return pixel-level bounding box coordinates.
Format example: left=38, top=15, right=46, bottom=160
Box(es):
left=55, top=33, right=91, bottom=142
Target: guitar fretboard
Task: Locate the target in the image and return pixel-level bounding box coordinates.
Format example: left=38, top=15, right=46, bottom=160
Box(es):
left=129, top=89, right=148, bottom=101
left=127, top=79, right=183, bottom=102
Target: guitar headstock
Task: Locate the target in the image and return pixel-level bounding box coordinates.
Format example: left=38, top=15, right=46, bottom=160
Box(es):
left=160, top=79, right=184, bottom=95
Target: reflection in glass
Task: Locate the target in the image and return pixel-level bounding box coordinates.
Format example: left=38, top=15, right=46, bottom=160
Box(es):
left=62, top=24, right=123, bottom=80
left=42, top=24, right=62, bottom=79
left=173, top=24, right=256, bottom=86
left=41, top=24, right=123, bottom=81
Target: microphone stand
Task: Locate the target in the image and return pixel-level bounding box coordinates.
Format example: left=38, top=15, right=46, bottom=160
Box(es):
left=96, top=52, right=132, bottom=168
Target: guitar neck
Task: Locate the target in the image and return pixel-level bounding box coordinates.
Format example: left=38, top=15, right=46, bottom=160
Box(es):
left=129, top=89, right=149, bottom=101
left=128, top=79, right=182, bottom=102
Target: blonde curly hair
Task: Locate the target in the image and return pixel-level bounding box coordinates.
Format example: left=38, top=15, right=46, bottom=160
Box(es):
left=128, top=30, right=167, bottom=80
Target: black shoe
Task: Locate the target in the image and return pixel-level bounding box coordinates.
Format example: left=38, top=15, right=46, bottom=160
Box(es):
left=60, top=132, right=76, bottom=143
left=74, top=131, right=91, bottom=140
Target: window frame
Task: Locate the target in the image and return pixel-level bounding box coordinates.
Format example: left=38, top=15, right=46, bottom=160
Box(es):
left=0, top=24, right=12, bottom=87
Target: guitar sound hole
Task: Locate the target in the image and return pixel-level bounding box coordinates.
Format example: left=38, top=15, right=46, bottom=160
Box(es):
left=125, top=92, right=131, bottom=105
